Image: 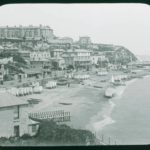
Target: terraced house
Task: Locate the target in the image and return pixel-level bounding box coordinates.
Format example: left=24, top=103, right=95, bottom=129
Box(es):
left=0, top=25, right=54, bottom=41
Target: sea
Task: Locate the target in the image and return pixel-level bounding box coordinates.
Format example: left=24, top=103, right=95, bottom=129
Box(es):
left=87, top=76, right=150, bottom=145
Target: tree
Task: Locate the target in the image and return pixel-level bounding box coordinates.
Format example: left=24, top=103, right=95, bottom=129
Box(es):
left=35, top=120, right=96, bottom=145
left=67, top=65, right=74, bottom=70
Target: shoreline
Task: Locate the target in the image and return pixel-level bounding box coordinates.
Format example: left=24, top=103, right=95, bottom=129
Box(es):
left=99, top=74, right=150, bottom=145
left=85, top=72, right=149, bottom=139
left=87, top=72, right=150, bottom=144
left=1, top=69, right=150, bottom=143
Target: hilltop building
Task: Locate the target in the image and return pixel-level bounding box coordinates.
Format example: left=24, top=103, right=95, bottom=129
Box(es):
left=78, top=36, right=92, bottom=49
left=0, top=25, right=54, bottom=41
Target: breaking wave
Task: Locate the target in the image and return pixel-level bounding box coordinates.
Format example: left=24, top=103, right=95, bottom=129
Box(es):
left=86, top=99, right=116, bottom=132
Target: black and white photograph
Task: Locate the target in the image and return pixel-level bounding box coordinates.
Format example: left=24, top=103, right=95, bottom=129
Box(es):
left=0, top=3, right=150, bottom=146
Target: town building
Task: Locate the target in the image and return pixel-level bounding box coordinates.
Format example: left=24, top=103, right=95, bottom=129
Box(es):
left=23, top=68, right=43, bottom=78
left=88, top=44, right=99, bottom=50
left=0, top=92, right=38, bottom=137
left=30, top=51, right=51, bottom=62
left=48, top=37, right=73, bottom=50
left=0, top=45, right=4, bottom=52
left=18, top=51, right=30, bottom=62
left=50, top=49, right=65, bottom=70
left=62, top=49, right=76, bottom=68
left=51, top=57, right=65, bottom=70
left=0, top=25, right=54, bottom=41
left=91, top=55, right=101, bottom=65
left=78, top=36, right=92, bottom=49
left=55, top=37, right=73, bottom=44
left=62, top=49, right=92, bottom=69
left=0, top=58, right=13, bottom=83
left=29, top=51, right=51, bottom=76
left=50, top=49, right=64, bottom=58
left=0, top=57, right=13, bottom=65
left=74, top=49, right=92, bottom=69
left=2, top=45, right=19, bottom=54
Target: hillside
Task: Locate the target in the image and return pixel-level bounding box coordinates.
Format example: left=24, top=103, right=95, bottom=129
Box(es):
left=96, top=44, right=138, bottom=65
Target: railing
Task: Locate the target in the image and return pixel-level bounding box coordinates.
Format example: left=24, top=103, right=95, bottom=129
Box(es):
left=29, top=110, right=71, bottom=122
left=94, top=133, right=120, bottom=145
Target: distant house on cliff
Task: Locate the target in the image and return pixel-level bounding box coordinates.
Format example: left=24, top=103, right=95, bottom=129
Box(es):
left=0, top=92, right=39, bottom=138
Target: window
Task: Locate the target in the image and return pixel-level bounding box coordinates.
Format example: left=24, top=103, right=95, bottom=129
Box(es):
left=32, top=124, right=37, bottom=132
left=14, top=125, right=20, bottom=137
left=34, top=29, right=38, bottom=36
left=14, top=105, right=19, bottom=119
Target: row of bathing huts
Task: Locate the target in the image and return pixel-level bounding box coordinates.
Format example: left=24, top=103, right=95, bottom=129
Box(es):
left=8, top=81, right=57, bottom=96
left=2, top=74, right=90, bottom=97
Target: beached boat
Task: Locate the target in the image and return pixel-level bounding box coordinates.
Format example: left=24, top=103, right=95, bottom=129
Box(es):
left=97, top=71, right=108, bottom=76
left=14, top=87, right=33, bottom=96
left=18, top=88, right=24, bottom=96
left=16, top=89, right=19, bottom=96
left=104, top=86, right=116, bottom=98
left=93, top=85, right=103, bottom=88
left=113, top=81, right=126, bottom=86
left=110, top=75, right=126, bottom=86
left=32, top=82, right=40, bottom=87
left=110, top=75, right=115, bottom=84
left=29, top=87, right=33, bottom=94
left=46, top=81, right=57, bottom=89
left=27, top=98, right=42, bottom=104
left=57, top=78, right=68, bottom=86
left=59, top=102, right=72, bottom=105
left=74, top=74, right=90, bottom=80
left=33, top=86, right=43, bottom=94
left=100, top=79, right=107, bottom=82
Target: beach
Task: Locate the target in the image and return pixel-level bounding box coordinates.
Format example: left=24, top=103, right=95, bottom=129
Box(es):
left=23, top=72, right=136, bottom=125
left=25, top=76, right=109, bottom=129
left=1, top=69, right=150, bottom=145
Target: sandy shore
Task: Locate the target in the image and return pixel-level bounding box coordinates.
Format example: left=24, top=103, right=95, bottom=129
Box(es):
left=1, top=68, right=150, bottom=136
left=23, top=69, right=150, bottom=132
left=24, top=74, right=109, bottom=130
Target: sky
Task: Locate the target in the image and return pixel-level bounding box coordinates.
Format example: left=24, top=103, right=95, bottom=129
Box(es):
left=0, top=3, right=150, bottom=55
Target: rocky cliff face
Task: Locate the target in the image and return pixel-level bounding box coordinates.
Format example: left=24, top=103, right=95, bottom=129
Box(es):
left=96, top=44, right=138, bottom=65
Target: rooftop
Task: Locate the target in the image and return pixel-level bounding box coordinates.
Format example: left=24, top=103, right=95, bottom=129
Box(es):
left=74, top=49, right=91, bottom=53
left=0, top=92, right=28, bottom=108
left=0, top=25, right=52, bottom=30
left=0, top=45, right=4, bottom=50
left=51, top=49, right=64, bottom=52
left=23, top=68, right=43, bottom=74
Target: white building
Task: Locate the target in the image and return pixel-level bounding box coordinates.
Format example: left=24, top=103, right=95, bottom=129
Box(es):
left=0, top=57, right=13, bottom=65
left=0, top=92, right=39, bottom=137
left=91, top=55, right=100, bottom=65
left=30, top=51, right=51, bottom=61
left=51, top=49, right=64, bottom=58
left=0, top=25, right=54, bottom=41
left=79, top=37, right=91, bottom=45
left=74, top=49, right=91, bottom=68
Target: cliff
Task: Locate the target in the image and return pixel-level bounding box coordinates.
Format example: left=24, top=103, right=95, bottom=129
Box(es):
left=96, top=44, right=138, bottom=65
